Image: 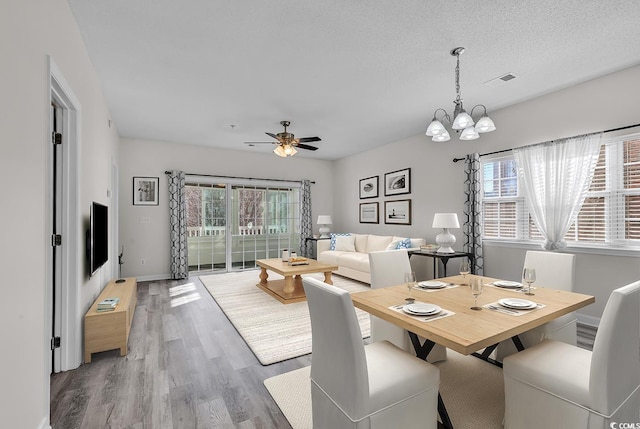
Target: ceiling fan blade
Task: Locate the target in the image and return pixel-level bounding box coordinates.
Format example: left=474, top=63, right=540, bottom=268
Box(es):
left=266, top=132, right=279, bottom=140
left=296, top=143, right=319, bottom=151
left=244, top=141, right=276, bottom=145
left=297, top=136, right=321, bottom=143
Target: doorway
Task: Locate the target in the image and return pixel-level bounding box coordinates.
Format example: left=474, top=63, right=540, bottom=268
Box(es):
left=48, top=58, right=82, bottom=374
left=185, top=177, right=301, bottom=273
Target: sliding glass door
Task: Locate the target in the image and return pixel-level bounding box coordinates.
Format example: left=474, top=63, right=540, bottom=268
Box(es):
left=186, top=178, right=300, bottom=273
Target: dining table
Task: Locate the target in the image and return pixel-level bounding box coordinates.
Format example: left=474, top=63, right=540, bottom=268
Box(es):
left=350, top=273, right=595, bottom=429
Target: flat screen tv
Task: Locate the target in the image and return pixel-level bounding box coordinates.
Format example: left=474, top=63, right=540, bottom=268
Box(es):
left=88, top=201, right=109, bottom=275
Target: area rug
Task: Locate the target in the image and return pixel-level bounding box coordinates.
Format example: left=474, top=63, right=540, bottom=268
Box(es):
left=200, top=270, right=371, bottom=365
left=264, top=350, right=505, bottom=429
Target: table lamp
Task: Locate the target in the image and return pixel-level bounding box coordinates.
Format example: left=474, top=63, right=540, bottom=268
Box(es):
left=317, top=215, right=333, bottom=238
left=432, top=213, right=460, bottom=253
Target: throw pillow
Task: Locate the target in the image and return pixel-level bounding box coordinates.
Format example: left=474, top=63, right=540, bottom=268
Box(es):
left=330, top=233, right=351, bottom=250
left=386, top=240, right=400, bottom=250
left=395, top=238, right=412, bottom=249
left=334, top=235, right=356, bottom=252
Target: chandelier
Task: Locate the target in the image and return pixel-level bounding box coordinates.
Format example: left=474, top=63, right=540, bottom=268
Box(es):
left=425, top=47, right=496, bottom=142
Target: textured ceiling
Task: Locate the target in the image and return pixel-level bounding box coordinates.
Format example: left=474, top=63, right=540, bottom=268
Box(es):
left=68, top=0, right=640, bottom=160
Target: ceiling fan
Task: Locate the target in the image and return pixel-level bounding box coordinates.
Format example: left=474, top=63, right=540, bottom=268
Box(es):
left=245, top=121, right=321, bottom=157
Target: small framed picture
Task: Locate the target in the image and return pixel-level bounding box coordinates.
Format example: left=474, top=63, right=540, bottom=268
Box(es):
left=359, top=202, right=379, bottom=224
left=384, top=199, right=411, bottom=225
left=133, top=176, right=159, bottom=206
left=359, top=176, right=379, bottom=199
left=384, top=168, right=411, bottom=196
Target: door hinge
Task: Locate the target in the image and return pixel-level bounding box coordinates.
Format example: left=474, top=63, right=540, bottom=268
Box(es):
left=51, top=234, right=62, bottom=246
left=52, top=132, right=62, bottom=145
left=51, top=336, right=61, bottom=350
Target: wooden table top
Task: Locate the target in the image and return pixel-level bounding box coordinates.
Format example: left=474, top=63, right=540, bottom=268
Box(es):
left=256, top=258, right=338, bottom=276
left=351, top=274, right=595, bottom=355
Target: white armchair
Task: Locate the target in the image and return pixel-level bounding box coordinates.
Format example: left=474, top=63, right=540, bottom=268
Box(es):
left=369, top=249, right=447, bottom=363
left=494, top=250, right=576, bottom=361
left=303, top=277, right=440, bottom=429
left=503, top=280, right=640, bottom=428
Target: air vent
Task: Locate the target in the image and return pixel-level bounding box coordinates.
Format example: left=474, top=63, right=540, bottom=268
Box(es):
left=484, top=73, right=517, bottom=87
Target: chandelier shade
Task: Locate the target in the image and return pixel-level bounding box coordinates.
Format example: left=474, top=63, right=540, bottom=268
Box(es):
left=425, top=47, right=496, bottom=142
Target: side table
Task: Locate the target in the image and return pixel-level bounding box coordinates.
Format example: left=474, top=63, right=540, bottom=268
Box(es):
left=408, top=250, right=474, bottom=278
left=304, top=237, right=330, bottom=259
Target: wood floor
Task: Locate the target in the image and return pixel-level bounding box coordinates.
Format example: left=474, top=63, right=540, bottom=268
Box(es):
left=50, top=276, right=310, bottom=429
left=50, top=275, right=597, bottom=429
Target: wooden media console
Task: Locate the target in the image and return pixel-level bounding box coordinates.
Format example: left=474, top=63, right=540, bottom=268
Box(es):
left=84, top=277, right=137, bottom=363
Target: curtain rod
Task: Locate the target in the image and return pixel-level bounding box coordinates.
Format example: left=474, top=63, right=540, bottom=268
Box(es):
left=452, top=122, right=640, bottom=163
left=163, top=171, right=315, bottom=184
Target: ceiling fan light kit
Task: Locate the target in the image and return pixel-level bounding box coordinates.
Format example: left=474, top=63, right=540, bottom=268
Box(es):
left=425, top=47, right=496, bottom=142
left=245, top=120, right=321, bottom=157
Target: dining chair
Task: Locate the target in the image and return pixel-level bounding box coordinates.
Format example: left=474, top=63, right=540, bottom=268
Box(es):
left=503, top=280, right=640, bottom=428
left=369, top=249, right=448, bottom=363
left=494, top=250, right=576, bottom=361
left=303, top=277, right=441, bottom=429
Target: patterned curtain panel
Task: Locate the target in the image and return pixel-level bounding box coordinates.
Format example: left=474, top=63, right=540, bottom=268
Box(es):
left=299, top=180, right=313, bottom=257
left=168, top=170, right=188, bottom=279
left=463, top=153, right=484, bottom=275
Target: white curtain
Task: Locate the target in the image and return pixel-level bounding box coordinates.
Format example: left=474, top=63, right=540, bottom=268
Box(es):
left=513, top=133, right=602, bottom=250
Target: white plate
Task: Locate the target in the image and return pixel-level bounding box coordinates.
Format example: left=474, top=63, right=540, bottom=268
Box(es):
left=418, top=281, right=448, bottom=289
left=404, top=303, right=441, bottom=315
left=498, top=298, right=537, bottom=310
left=494, top=280, right=522, bottom=288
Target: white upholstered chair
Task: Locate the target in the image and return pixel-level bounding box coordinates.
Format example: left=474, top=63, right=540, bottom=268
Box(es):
left=369, top=249, right=447, bottom=363
left=303, top=277, right=440, bottom=429
left=494, top=250, right=577, bottom=361
left=503, top=280, right=640, bottom=428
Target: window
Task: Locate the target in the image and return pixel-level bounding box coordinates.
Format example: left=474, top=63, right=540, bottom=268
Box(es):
left=481, top=133, right=640, bottom=250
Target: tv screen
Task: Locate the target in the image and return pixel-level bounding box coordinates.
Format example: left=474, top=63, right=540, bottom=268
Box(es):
left=89, top=201, right=109, bottom=275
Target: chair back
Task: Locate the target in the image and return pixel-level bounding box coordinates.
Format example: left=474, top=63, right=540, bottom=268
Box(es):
left=523, top=250, right=575, bottom=291
left=303, top=277, right=369, bottom=418
left=590, top=280, right=640, bottom=414
left=369, top=249, right=411, bottom=290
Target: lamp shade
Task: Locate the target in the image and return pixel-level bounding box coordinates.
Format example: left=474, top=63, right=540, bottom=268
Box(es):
left=432, top=213, right=460, bottom=229
left=460, top=126, right=480, bottom=140
left=317, top=215, right=333, bottom=225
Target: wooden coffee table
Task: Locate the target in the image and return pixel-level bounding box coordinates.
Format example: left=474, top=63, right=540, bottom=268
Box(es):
left=256, top=258, right=339, bottom=304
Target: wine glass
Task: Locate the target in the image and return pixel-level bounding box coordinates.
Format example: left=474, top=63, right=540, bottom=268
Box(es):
left=459, top=260, right=470, bottom=286
left=470, top=277, right=483, bottom=310
left=404, top=271, right=416, bottom=299
left=523, top=268, right=536, bottom=296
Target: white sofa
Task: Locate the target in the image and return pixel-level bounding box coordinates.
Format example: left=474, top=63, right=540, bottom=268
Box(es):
left=317, top=233, right=426, bottom=284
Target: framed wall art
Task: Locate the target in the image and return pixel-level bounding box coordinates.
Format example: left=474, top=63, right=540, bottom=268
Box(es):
left=133, top=176, right=159, bottom=206
left=359, top=202, right=379, bottom=224
left=384, top=168, right=411, bottom=196
left=359, top=175, right=379, bottom=199
left=384, top=199, right=411, bottom=225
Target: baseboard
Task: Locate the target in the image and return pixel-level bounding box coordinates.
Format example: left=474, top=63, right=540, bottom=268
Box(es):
left=577, top=313, right=600, bottom=328
left=38, top=416, right=51, bottom=429
left=135, top=273, right=172, bottom=282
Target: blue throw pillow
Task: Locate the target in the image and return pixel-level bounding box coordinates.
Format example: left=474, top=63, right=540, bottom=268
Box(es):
left=395, top=238, right=412, bottom=249
left=330, top=233, right=351, bottom=250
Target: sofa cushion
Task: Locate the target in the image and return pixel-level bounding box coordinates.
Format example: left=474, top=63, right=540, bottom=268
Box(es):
left=338, top=252, right=370, bottom=272
left=365, top=235, right=393, bottom=253
left=329, top=233, right=351, bottom=250
left=352, top=234, right=369, bottom=253
left=318, top=250, right=349, bottom=266
left=334, top=235, right=356, bottom=252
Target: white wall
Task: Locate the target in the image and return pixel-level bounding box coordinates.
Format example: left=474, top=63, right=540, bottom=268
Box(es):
left=118, top=138, right=335, bottom=279
left=0, top=1, right=119, bottom=428
left=334, top=64, right=640, bottom=324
